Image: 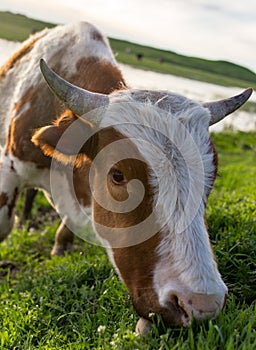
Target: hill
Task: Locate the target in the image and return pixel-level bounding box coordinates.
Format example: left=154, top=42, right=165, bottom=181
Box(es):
left=0, top=11, right=255, bottom=89
left=0, top=11, right=55, bottom=41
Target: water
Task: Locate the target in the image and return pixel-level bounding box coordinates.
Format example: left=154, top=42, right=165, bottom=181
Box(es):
left=0, top=38, right=22, bottom=65
left=120, top=64, right=256, bottom=132
left=0, top=39, right=255, bottom=132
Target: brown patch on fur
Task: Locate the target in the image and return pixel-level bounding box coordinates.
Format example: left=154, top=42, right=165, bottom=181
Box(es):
left=75, top=57, right=126, bottom=94
left=72, top=162, right=92, bottom=208
left=91, top=29, right=104, bottom=42
left=88, top=127, right=165, bottom=319
left=30, top=54, right=126, bottom=164
left=112, top=233, right=161, bottom=319
left=7, top=84, right=62, bottom=167
left=32, top=111, right=99, bottom=167
left=92, top=127, right=156, bottom=229
left=8, top=53, right=126, bottom=167
left=0, top=33, right=46, bottom=80
left=0, top=193, right=8, bottom=208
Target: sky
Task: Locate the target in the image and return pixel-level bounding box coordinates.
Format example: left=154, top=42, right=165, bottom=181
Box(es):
left=0, top=0, right=255, bottom=72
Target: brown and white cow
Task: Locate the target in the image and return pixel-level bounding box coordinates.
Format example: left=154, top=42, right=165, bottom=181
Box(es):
left=0, top=21, right=253, bottom=331
left=0, top=21, right=125, bottom=254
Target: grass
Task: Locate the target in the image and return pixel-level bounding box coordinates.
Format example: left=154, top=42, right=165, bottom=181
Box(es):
left=109, top=38, right=256, bottom=90
left=0, top=11, right=55, bottom=42
left=0, top=11, right=256, bottom=90
left=0, top=131, right=255, bottom=349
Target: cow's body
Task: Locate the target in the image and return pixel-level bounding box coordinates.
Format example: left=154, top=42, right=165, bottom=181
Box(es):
left=0, top=22, right=125, bottom=254
left=0, top=21, right=252, bottom=332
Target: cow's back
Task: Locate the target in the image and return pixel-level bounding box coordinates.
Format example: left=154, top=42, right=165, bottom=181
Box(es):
left=0, top=21, right=123, bottom=163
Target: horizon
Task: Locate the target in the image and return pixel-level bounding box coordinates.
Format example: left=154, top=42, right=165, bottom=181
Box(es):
left=0, top=1, right=255, bottom=73
left=1, top=9, right=255, bottom=75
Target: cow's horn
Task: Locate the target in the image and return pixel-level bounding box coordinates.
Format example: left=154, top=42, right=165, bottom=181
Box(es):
left=40, top=59, right=109, bottom=116
left=203, top=88, right=253, bottom=126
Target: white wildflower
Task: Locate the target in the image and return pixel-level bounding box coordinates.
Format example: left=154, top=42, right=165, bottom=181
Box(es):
left=97, top=325, right=106, bottom=333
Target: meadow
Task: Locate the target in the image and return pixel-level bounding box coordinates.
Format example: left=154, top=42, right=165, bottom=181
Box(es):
left=0, top=10, right=255, bottom=350
left=0, top=132, right=255, bottom=349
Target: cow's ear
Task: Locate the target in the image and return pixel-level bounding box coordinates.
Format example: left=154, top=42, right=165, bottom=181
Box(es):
left=32, top=114, right=98, bottom=166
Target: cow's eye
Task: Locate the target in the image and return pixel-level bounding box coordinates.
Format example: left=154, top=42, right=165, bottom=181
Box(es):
left=111, top=169, right=125, bottom=185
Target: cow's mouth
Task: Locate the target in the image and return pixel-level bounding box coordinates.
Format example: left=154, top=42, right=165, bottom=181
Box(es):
left=160, top=295, right=191, bottom=327
left=133, top=293, right=191, bottom=328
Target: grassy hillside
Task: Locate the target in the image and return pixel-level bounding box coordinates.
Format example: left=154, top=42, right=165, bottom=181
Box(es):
left=0, top=11, right=55, bottom=42
left=0, top=132, right=255, bottom=349
left=109, top=38, right=256, bottom=89
left=0, top=11, right=255, bottom=89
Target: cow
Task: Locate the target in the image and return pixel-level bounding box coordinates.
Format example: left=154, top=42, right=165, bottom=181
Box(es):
left=0, top=21, right=253, bottom=331
left=0, top=21, right=126, bottom=254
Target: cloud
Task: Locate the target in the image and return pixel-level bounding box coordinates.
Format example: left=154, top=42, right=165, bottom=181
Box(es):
left=0, top=0, right=255, bottom=71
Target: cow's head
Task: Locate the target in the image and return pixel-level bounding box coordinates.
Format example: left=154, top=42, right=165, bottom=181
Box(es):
left=33, top=59, right=252, bottom=328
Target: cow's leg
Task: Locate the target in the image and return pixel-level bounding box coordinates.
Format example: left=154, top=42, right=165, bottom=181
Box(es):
left=51, top=220, right=74, bottom=256
left=19, top=188, right=38, bottom=224
left=0, top=158, right=20, bottom=241
left=42, top=192, right=75, bottom=256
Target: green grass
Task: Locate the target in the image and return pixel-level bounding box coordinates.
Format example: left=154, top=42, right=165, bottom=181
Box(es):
left=0, top=11, right=256, bottom=90
left=109, top=38, right=256, bottom=90
left=0, top=131, right=255, bottom=349
left=0, top=11, right=55, bottom=42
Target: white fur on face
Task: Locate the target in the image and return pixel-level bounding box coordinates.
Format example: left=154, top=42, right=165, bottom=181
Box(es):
left=100, top=90, right=227, bottom=300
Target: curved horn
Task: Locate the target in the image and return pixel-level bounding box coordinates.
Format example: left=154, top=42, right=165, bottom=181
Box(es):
left=40, top=59, right=109, bottom=116
left=204, top=88, right=253, bottom=126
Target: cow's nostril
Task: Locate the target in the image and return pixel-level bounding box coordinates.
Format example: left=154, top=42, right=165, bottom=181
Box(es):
left=159, top=294, right=192, bottom=327
left=171, top=295, right=190, bottom=320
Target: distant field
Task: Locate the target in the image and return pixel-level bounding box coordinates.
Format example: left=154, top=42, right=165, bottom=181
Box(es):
left=109, top=38, right=256, bottom=89
left=0, top=11, right=55, bottom=41
left=0, top=11, right=255, bottom=89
